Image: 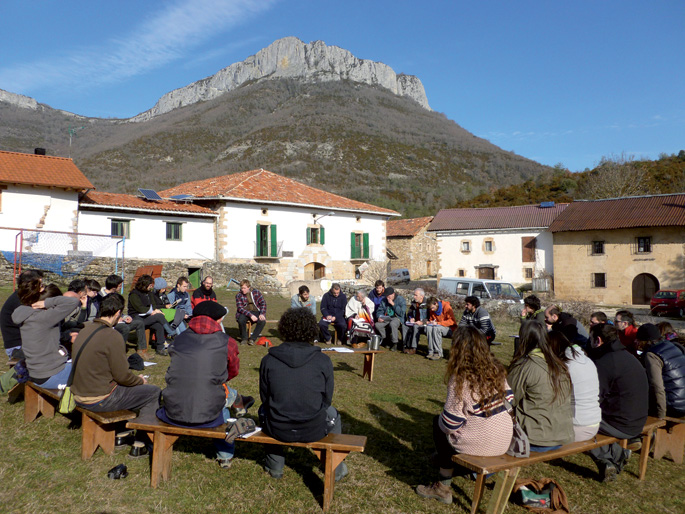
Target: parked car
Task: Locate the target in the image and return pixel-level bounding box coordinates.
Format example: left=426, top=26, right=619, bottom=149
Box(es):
left=387, top=268, right=411, bottom=284
left=650, top=289, right=685, bottom=317
left=438, top=277, right=523, bottom=303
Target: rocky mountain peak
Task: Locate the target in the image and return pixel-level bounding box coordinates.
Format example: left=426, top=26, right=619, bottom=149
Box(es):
left=129, top=37, right=430, bottom=122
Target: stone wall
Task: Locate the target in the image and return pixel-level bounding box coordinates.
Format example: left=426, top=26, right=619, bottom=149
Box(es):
left=387, top=226, right=437, bottom=279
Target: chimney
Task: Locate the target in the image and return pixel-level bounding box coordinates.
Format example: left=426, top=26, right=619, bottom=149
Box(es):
left=34, top=148, right=46, bottom=155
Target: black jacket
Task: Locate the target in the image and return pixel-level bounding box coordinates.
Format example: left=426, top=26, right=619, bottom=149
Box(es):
left=1, top=291, right=22, bottom=350
left=320, top=290, right=347, bottom=320
left=162, top=328, right=229, bottom=425
left=259, top=341, right=333, bottom=442
left=589, top=337, right=648, bottom=437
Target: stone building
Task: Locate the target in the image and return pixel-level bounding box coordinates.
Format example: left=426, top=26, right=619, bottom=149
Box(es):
left=386, top=217, right=437, bottom=279
left=549, top=193, right=685, bottom=305
left=428, top=203, right=568, bottom=286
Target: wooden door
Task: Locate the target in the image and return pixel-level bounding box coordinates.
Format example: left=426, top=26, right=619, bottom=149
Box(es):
left=632, top=273, right=659, bottom=304
left=478, top=267, right=495, bottom=280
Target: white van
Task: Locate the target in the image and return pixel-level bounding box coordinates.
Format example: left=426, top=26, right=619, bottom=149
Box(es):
left=387, top=268, right=411, bottom=284
left=438, top=278, right=522, bottom=303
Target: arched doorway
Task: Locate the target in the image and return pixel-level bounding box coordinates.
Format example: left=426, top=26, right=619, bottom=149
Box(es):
left=305, top=262, right=326, bottom=280
left=632, top=273, right=659, bottom=304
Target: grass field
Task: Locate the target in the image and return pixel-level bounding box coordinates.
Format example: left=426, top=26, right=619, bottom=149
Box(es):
left=0, top=286, right=683, bottom=514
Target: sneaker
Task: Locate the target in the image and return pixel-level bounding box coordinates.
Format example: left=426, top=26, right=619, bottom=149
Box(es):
left=600, top=462, right=617, bottom=482
left=334, top=462, right=349, bottom=482
left=427, top=354, right=441, bottom=361
left=247, top=339, right=256, bottom=346
left=217, top=458, right=232, bottom=469
left=404, top=348, right=416, bottom=355
left=390, top=344, right=398, bottom=352
left=232, top=395, right=255, bottom=417
left=426, top=353, right=434, bottom=359
left=155, top=347, right=169, bottom=356
left=626, top=438, right=642, bottom=451
left=128, top=441, right=149, bottom=459
left=618, top=449, right=632, bottom=471
left=416, top=482, right=452, bottom=504
left=263, top=465, right=283, bottom=479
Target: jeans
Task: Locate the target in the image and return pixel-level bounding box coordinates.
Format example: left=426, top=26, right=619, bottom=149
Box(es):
left=319, top=318, right=347, bottom=344
left=214, top=386, right=238, bottom=460
left=263, top=406, right=344, bottom=478
left=402, top=324, right=425, bottom=349
left=587, top=419, right=636, bottom=469
left=116, top=317, right=146, bottom=349
left=32, top=363, right=72, bottom=389
left=76, top=383, right=161, bottom=418
left=426, top=325, right=452, bottom=357
left=530, top=444, right=562, bottom=453
left=5, top=346, right=20, bottom=358
left=238, top=312, right=265, bottom=342
left=375, top=318, right=401, bottom=345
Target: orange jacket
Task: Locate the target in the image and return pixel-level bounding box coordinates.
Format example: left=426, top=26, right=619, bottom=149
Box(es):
left=428, top=300, right=456, bottom=327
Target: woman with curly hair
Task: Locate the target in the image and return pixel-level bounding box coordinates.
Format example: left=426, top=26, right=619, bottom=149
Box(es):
left=416, top=326, right=514, bottom=505
left=508, top=321, right=574, bottom=451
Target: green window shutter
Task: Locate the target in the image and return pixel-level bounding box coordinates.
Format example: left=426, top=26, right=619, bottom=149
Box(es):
left=255, top=224, right=261, bottom=256
left=363, top=233, right=369, bottom=259
left=306, top=227, right=311, bottom=245
left=350, top=232, right=357, bottom=259
left=320, top=226, right=325, bottom=245
left=270, top=224, right=278, bottom=257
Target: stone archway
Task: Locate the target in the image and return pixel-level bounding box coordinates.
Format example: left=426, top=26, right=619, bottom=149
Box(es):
left=305, top=262, right=326, bottom=280
left=632, top=273, right=659, bottom=305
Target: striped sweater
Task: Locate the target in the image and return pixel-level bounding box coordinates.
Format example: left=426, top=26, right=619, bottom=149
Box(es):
left=438, top=376, right=514, bottom=456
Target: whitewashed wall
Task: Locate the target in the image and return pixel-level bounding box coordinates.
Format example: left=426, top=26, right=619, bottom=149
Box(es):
left=78, top=210, right=216, bottom=260
left=219, top=202, right=388, bottom=261
left=0, top=185, right=79, bottom=252
left=436, top=229, right=554, bottom=285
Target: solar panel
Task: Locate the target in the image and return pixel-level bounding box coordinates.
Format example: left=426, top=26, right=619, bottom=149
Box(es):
left=540, top=201, right=555, bottom=208
left=170, top=194, right=193, bottom=200
left=138, top=188, right=162, bottom=201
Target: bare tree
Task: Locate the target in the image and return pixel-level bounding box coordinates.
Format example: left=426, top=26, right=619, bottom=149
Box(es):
left=359, top=259, right=389, bottom=285
left=577, top=152, right=654, bottom=199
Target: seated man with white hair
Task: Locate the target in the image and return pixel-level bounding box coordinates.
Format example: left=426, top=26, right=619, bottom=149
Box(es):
left=345, top=289, right=375, bottom=349
left=375, top=287, right=406, bottom=352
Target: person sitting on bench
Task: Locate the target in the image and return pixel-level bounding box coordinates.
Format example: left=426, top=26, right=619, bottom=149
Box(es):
left=235, top=279, right=267, bottom=345
left=71, top=293, right=161, bottom=426
left=259, top=307, right=348, bottom=481
left=128, top=274, right=175, bottom=356
left=425, top=297, right=456, bottom=360
left=508, top=321, right=574, bottom=452
left=587, top=323, right=649, bottom=482
left=318, top=284, right=347, bottom=345
left=416, top=326, right=514, bottom=505
left=158, top=300, right=254, bottom=469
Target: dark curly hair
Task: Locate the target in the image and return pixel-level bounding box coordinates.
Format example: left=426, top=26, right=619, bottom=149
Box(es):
left=278, top=307, right=319, bottom=343
left=18, top=277, right=43, bottom=306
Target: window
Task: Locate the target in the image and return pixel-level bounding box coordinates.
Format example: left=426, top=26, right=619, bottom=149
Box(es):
left=522, top=237, right=536, bottom=262
left=461, top=240, right=471, bottom=253
left=111, top=219, right=130, bottom=238
left=483, top=238, right=495, bottom=253
left=307, top=226, right=325, bottom=245
left=166, top=222, right=182, bottom=241
left=637, top=237, right=651, bottom=253
left=351, top=232, right=369, bottom=259
left=256, top=223, right=278, bottom=257
left=458, top=269, right=466, bottom=277
left=593, top=273, right=606, bottom=288
left=525, top=268, right=533, bottom=279
left=592, top=241, right=605, bottom=255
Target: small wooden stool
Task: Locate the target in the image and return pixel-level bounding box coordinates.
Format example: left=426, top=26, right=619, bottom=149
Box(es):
left=653, top=416, right=685, bottom=464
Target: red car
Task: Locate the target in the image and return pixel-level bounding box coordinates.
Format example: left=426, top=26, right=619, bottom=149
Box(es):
left=650, top=289, right=685, bottom=318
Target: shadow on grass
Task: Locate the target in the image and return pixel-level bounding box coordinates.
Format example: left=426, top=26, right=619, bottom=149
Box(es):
left=547, top=456, right=600, bottom=481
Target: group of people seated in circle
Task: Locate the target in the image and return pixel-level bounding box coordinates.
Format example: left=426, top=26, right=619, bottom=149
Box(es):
left=416, top=295, right=684, bottom=505
left=2, top=269, right=683, bottom=493
left=291, top=280, right=496, bottom=360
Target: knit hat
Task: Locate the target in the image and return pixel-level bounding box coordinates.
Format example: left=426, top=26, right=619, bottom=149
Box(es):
left=384, top=287, right=395, bottom=297
left=194, top=301, right=227, bottom=320
left=636, top=323, right=660, bottom=342
left=154, top=277, right=167, bottom=290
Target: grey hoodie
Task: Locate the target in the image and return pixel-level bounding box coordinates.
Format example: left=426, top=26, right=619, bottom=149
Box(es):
left=12, top=296, right=80, bottom=380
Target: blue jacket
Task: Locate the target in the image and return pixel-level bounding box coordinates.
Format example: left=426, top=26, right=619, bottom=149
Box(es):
left=368, top=289, right=385, bottom=317
left=377, top=295, right=407, bottom=321
left=320, top=290, right=347, bottom=320
left=168, top=287, right=192, bottom=316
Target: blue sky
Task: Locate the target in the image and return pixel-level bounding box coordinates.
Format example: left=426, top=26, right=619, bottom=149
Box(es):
left=0, top=0, right=682, bottom=172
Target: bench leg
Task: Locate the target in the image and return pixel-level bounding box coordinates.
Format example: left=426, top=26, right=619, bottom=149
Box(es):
left=319, top=448, right=352, bottom=512
left=81, top=412, right=116, bottom=460
left=486, top=467, right=520, bottom=514
left=471, top=473, right=487, bottom=514
left=24, top=384, right=55, bottom=422
left=653, top=422, right=685, bottom=465
left=362, top=353, right=375, bottom=381
left=8, top=382, right=24, bottom=404
left=150, top=432, right=179, bottom=488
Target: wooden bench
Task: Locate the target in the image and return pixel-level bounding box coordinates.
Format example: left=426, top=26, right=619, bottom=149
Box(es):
left=452, top=416, right=666, bottom=514
left=5, top=359, right=24, bottom=403
left=126, top=415, right=366, bottom=512
left=24, top=381, right=137, bottom=459
left=653, top=416, right=685, bottom=464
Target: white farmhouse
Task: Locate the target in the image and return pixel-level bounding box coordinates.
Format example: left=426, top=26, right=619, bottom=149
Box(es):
left=427, top=203, right=568, bottom=286
left=160, top=169, right=399, bottom=284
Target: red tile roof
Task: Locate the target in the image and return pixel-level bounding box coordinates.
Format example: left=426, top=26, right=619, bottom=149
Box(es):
left=0, top=150, right=94, bottom=191
left=80, top=191, right=216, bottom=216
left=387, top=217, right=433, bottom=237
left=159, top=169, right=399, bottom=216
left=428, top=203, right=569, bottom=231
left=549, top=194, right=685, bottom=232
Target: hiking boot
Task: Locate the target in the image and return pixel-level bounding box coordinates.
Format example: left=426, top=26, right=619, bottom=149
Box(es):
left=416, top=482, right=452, bottom=504
left=155, top=347, right=169, bottom=357
left=263, top=465, right=283, bottom=479
left=599, top=462, right=617, bottom=482
left=232, top=395, right=255, bottom=417
left=137, top=349, right=154, bottom=360
left=390, top=343, right=398, bottom=352
left=128, top=441, right=149, bottom=459
left=626, top=438, right=642, bottom=451
left=217, top=458, right=232, bottom=469
left=247, top=339, right=256, bottom=346
left=404, top=348, right=416, bottom=355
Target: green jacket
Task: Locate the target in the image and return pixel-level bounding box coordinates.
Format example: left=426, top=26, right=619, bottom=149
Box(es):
left=508, top=349, right=574, bottom=446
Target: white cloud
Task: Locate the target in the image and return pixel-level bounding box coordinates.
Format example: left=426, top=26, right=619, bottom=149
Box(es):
left=0, top=0, right=278, bottom=93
